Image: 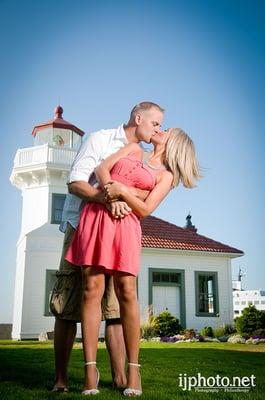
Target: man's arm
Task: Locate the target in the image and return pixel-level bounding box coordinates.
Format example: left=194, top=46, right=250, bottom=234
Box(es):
left=68, top=181, right=149, bottom=202
left=68, top=132, right=136, bottom=216
left=68, top=181, right=132, bottom=218
left=69, top=130, right=106, bottom=183
left=68, top=181, right=104, bottom=203
left=68, top=130, right=113, bottom=204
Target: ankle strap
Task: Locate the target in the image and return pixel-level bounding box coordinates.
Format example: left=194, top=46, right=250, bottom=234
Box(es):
left=128, top=362, right=141, bottom=367
left=84, top=361, right=97, bottom=366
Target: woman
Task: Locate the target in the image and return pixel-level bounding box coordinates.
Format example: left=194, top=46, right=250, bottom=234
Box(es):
left=65, top=128, right=200, bottom=396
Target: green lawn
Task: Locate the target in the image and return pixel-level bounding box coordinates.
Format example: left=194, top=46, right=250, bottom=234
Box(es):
left=0, top=340, right=264, bottom=399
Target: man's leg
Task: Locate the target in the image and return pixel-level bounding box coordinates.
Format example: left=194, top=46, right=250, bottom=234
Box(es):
left=53, top=318, right=77, bottom=389
left=105, top=320, right=127, bottom=388
left=103, top=275, right=127, bottom=387
left=50, top=223, right=82, bottom=391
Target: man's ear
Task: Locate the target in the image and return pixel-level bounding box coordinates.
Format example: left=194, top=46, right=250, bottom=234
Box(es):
left=135, top=113, right=142, bottom=126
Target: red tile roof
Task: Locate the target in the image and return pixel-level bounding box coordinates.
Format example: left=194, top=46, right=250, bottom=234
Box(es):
left=140, top=216, right=244, bottom=255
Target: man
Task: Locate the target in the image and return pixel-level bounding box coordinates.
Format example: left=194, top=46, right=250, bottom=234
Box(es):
left=50, top=101, right=164, bottom=392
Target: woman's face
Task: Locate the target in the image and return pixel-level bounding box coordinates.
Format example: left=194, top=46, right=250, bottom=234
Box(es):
left=151, top=128, right=171, bottom=147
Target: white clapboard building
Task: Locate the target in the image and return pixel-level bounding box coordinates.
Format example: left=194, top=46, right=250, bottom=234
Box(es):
left=10, top=107, right=244, bottom=339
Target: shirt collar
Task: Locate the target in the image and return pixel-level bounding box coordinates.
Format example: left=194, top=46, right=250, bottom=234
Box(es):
left=115, top=124, right=128, bottom=143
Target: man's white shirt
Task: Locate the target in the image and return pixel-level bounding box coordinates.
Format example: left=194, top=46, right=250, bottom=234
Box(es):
left=60, top=124, right=128, bottom=232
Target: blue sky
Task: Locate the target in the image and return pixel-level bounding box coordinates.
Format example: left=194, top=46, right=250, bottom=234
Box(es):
left=0, top=0, right=264, bottom=322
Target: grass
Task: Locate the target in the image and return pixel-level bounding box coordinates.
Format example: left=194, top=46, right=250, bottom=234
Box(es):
left=0, top=340, right=265, bottom=399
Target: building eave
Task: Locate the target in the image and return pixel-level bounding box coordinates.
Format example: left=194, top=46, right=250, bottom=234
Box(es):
left=141, top=247, right=244, bottom=258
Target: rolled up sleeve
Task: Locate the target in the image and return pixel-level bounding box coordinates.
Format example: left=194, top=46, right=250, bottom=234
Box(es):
left=68, top=131, right=107, bottom=183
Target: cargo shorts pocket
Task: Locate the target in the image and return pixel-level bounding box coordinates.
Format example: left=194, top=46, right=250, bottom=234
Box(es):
left=49, top=269, right=82, bottom=318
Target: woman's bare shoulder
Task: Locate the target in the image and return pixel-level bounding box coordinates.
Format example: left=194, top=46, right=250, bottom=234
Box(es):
left=157, top=169, right=174, bottom=185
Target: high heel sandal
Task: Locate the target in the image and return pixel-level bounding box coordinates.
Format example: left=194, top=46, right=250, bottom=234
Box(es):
left=123, top=363, right=142, bottom=397
left=82, top=361, right=100, bottom=395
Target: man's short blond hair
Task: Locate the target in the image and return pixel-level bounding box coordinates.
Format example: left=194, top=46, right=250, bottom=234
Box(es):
left=129, top=101, right=164, bottom=120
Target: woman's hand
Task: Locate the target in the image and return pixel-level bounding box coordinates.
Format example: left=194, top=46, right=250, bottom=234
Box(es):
left=105, top=200, right=132, bottom=218
left=104, top=181, right=127, bottom=201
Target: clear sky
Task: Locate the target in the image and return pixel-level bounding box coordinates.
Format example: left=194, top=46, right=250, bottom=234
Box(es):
left=0, top=0, right=264, bottom=322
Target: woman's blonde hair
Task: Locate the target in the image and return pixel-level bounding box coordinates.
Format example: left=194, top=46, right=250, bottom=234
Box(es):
left=165, top=128, right=201, bottom=188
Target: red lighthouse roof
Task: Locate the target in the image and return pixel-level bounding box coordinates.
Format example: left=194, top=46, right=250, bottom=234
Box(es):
left=32, top=106, right=85, bottom=137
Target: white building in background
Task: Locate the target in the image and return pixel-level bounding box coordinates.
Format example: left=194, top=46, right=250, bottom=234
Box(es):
left=232, top=268, right=265, bottom=318
left=10, top=106, right=244, bottom=339
left=233, top=290, right=265, bottom=318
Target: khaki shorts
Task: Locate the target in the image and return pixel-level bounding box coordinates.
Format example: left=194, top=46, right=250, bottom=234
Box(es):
left=50, top=223, right=120, bottom=322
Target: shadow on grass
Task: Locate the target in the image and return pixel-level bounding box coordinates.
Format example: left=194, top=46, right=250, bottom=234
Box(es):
left=0, top=345, right=265, bottom=399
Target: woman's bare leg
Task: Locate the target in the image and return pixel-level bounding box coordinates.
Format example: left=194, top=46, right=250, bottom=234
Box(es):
left=114, top=272, right=141, bottom=391
left=81, top=267, right=105, bottom=390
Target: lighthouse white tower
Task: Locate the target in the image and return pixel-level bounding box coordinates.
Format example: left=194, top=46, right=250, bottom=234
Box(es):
left=10, top=106, right=84, bottom=339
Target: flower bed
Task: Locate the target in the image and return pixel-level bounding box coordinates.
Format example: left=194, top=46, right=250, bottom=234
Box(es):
left=141, top=334, right=265, bottom=344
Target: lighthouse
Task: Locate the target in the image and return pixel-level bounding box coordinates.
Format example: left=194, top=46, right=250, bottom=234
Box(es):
left=10, top=106, right=84, bottom=339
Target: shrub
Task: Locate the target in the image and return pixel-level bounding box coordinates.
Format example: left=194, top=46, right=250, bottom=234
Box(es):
left=200, top=326, right=214, bottom=337
left=181, top=329, right=197, bottom=339
left=213, top=326, right=225, bottom=337
left=236, top=306, right=265, bottom=336
left=251, top=328, right=265, bottom=338
left=224, top=324, right=237, bottom=335
left=140, top=319, right=157, bottom=340
left=153, top=311, right=182, bottom=337
left=213, top=324, right=236, bottom=338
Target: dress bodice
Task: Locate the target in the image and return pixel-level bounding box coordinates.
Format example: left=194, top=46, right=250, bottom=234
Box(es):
left=110, top=155, right=159, bottom=190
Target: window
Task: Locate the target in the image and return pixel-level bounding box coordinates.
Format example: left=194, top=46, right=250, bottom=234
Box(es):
left=248, top=301, right=253, bottom=305
left=235, top=301, right=240, bottom=305
left=234, top=310, right=240, bottom=314
left=261, top=301, right=265, bottom=305
left=241, top=301, right=246, bottom=305
left=51, top=193, right=66, bottom=224
left=254, top=301, right=259, bottom=305
left=195, top=271, right=219, bottom=316
left=152, top=271, right=180, bottom=284
left=44, top=269, right=57, bottom=316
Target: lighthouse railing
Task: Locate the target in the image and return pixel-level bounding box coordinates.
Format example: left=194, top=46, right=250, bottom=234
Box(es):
left=13, top=144, right=77, bottom=168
